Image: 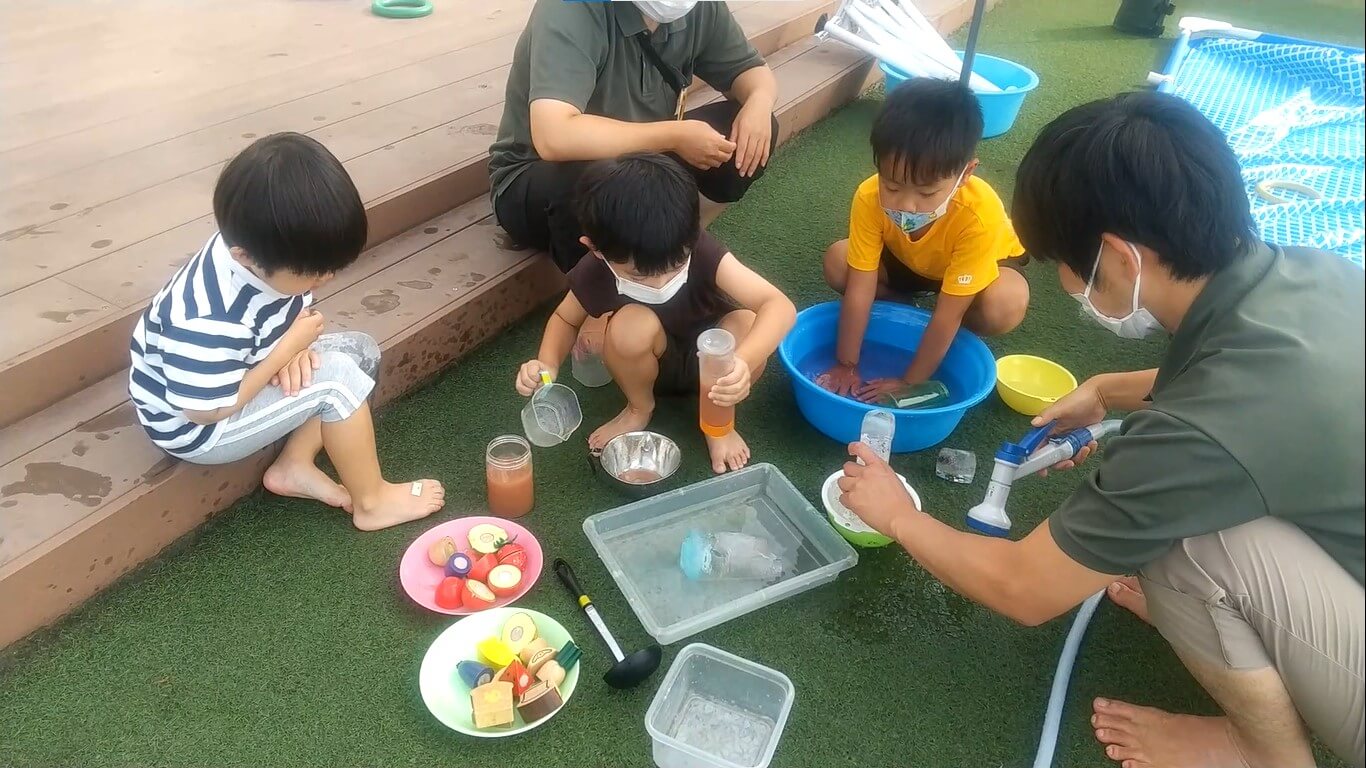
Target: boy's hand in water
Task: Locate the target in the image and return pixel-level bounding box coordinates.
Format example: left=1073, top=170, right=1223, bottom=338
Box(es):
left=710, top=358, right=752, bottom=407
left=515, top=360, right=553, bottom=396
left=854, top=377, right=905, bottom=404
left=816, top=362, right=861, bottom=396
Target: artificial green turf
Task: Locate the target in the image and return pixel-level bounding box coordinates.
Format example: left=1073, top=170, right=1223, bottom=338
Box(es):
left=3, top=1, right=1362, bottom=766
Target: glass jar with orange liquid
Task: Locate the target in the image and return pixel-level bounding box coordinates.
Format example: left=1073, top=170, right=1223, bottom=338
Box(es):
left=486, top=435, right=534, bottom=518
left=697, top=328, right=736, bottom=438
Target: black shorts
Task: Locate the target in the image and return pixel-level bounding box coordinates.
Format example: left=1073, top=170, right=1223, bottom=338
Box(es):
left=655, top=328, right=703, bottom=396
left=881, top=249, right=1030, bottom=295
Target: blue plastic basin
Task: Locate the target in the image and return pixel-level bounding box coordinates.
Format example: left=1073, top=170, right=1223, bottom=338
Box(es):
left=778, top=301, right=997, bottom=453
left=880, top=52, right=1039, bottom=138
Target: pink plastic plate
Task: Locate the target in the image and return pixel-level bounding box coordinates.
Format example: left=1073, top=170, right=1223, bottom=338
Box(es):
left=399, top=516, right=544, bottom=615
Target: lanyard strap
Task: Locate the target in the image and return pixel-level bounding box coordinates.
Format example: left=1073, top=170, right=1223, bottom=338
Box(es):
left=635, top=32, right=693, bottom=120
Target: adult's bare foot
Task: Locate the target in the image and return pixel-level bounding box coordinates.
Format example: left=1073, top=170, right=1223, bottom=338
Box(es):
left=1092, top=698, right=1246, bottom=768
left=705, top=430, right=751, bottom=474
left=264, top=459, right=352, bottom=511
left=1108, top=576, right=1151, bottom=625
left=351, top=479, right=445, bottom=531
left=587, top=405, right=652, bottom=453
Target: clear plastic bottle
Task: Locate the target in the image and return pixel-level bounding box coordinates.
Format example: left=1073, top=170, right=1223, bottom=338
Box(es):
left=876, top=380, right=950, bottom=410
left=697, top=328, right=737, bottom=438
left=859, top=409, right=896, bottom=463
left=678, top=530, right=785, bottom=583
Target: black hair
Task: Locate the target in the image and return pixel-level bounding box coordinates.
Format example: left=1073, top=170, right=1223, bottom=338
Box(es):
left=213, top=132, right=367, bottom=276
left=871, top=77, right=983, bottom=186
left=575, top=153, right=699, bottom=276
left=1013, top=91, right=1255, bottom=282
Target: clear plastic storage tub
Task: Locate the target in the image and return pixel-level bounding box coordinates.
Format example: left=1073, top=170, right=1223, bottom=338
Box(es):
left=583, top=464, right=858, bottom=644
left=645, top=644, right=795, bottom=768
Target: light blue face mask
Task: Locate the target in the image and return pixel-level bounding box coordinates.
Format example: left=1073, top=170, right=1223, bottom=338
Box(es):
left=883, top=168, right=966, bottom=235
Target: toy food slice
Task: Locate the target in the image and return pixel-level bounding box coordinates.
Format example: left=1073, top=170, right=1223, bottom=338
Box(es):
left=434, top=577, right=465, bottom=610
left=468, top=524, right=508, bottom=555
left=516, top=681, right=563, bottom=723
left=500, top=612, right=538, bottom=655
left=499, top=659, right=535, bottom=698
left=535, top=660, right=566, bottom=689
left=456, top=660, right=495, bottom=689
left=445, top=552, right=473, bottom=578
left=471, top=681, right=515, bottom=729
left=461, top=580, right=497, bottom=611
left=427, top=536, right=459, bottom=567
left=477, top=638, right=516, bottom=668
left=487, top=564, right=523, bottom=597
left=556, top=640, right=582, bottom=672
left=518, top=637, right=556, bottom=675
left=467, top=553, right=498, bottom=584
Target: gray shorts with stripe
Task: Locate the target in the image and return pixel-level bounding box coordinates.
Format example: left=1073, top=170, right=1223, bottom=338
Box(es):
left=187, top=332, right=380, bottom=466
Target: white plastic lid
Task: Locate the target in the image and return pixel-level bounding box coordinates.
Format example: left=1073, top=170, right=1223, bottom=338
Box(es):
left=696, top=327, right=736, bottom=357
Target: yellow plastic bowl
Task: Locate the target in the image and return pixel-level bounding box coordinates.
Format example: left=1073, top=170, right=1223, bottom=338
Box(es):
left=995, top=354, right=1077, bottom=416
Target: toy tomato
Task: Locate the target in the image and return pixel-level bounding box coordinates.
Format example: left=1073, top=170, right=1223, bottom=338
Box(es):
left=434, top=577, right=465, bottom=610
left=487, top=564, right=523, bottom=598
left=467, top=553, right=498, bottom=583
left=495, top=542, right=528, bottom=570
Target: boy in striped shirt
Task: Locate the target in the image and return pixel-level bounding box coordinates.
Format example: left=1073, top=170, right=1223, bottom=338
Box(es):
left=129, top=133, right=445, bottom=530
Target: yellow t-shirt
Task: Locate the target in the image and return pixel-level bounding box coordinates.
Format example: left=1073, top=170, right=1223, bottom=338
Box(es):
left=845, top=173, right=1025, bottom=297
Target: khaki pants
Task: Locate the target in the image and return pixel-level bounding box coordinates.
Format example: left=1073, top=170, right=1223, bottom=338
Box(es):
left=1141, top=517, right=1365, bottom=766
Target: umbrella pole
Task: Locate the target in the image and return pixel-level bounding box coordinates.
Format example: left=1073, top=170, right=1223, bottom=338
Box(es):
left=958, top=0, right=988, bottom=87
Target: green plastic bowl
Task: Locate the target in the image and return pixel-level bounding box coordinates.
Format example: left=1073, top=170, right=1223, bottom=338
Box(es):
left=820, top=470, right=921, bottom=548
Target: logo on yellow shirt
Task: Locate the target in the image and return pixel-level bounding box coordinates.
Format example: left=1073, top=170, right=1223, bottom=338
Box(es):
left=957, top=275, right=973, bottom=286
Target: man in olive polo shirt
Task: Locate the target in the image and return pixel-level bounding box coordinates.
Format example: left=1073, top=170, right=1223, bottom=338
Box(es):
left=489, top=0, right=779, bottom=271
left=840, top=92, right=1364, bottom=768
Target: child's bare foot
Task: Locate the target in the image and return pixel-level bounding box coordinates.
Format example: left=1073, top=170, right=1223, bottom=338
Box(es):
left=705, top=430, right=751, bottom=473
left=588, top=405, right=652, bottom=453
left=1107, top=576, right=1151, bottom=625
left=264, top=459, right=352, bottom=511
left=1092, top=698, right=1243, bottom=768
left=351, top=479, right=445, bottom=531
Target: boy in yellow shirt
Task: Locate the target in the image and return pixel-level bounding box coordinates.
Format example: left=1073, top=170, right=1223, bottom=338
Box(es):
left=820, top=78, right=1029, bottom=401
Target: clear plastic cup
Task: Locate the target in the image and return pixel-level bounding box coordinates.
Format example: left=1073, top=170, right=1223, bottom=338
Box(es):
left=520, top=372, right=582, bottom=447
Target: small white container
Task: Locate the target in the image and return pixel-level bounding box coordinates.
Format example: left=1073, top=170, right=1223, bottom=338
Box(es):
left=645, top=644, right=795, bottom=768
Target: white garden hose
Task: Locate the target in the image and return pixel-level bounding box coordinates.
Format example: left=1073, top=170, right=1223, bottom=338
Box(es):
left=1032, top=590, right=1104, bottom=768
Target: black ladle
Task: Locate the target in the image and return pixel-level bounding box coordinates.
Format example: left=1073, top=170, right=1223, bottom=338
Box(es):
left=553, top=558, right=662, bottom=689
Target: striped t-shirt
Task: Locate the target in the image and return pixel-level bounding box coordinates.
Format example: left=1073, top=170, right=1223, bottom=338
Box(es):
left=129, top=233, right=309, bottom=458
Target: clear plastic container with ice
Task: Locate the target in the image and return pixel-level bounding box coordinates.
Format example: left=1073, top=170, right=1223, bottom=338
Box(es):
left=583, top=464, right=857, bottom=644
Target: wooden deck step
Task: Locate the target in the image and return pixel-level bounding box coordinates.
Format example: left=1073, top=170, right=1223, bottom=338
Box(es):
left=0, top=31, right=879, bottom=650
left=0, top=0, right=840, bottom=428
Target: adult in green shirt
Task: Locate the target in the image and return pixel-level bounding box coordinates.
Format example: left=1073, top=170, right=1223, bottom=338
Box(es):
left=841, top=92, right=1364, bottom=768
left=488, top=0, right=778, bottom=272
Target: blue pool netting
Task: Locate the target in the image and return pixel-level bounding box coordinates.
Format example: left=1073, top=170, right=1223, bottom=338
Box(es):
left=1158, top=24, right=1365, bottom=268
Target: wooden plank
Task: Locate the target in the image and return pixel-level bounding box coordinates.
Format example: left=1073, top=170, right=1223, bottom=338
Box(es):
left=0, top=280, right=116, bottom=363
left=0, top=1, right=533, bottom=185
left=0, top=32, right=520, bottom=241
left=0, top=2, right=515, bottom=151
left=0, top=373, right=128, bottom=468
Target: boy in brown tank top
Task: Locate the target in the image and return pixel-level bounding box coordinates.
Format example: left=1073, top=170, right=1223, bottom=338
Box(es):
left=513, top=153, right=796, bottom=473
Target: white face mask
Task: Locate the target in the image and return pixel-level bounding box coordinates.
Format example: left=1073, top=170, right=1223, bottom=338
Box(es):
left=884, top=167, right=966, bottom=234
left=606, top=259, right=689, bottom=305
left=1071, top=241, right=1164, bottom=340
left=634, top=0, right=697, bottom=24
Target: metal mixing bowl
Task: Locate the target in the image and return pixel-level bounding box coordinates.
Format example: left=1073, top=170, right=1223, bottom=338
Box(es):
left=595, top=431, right=681, bottom=497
